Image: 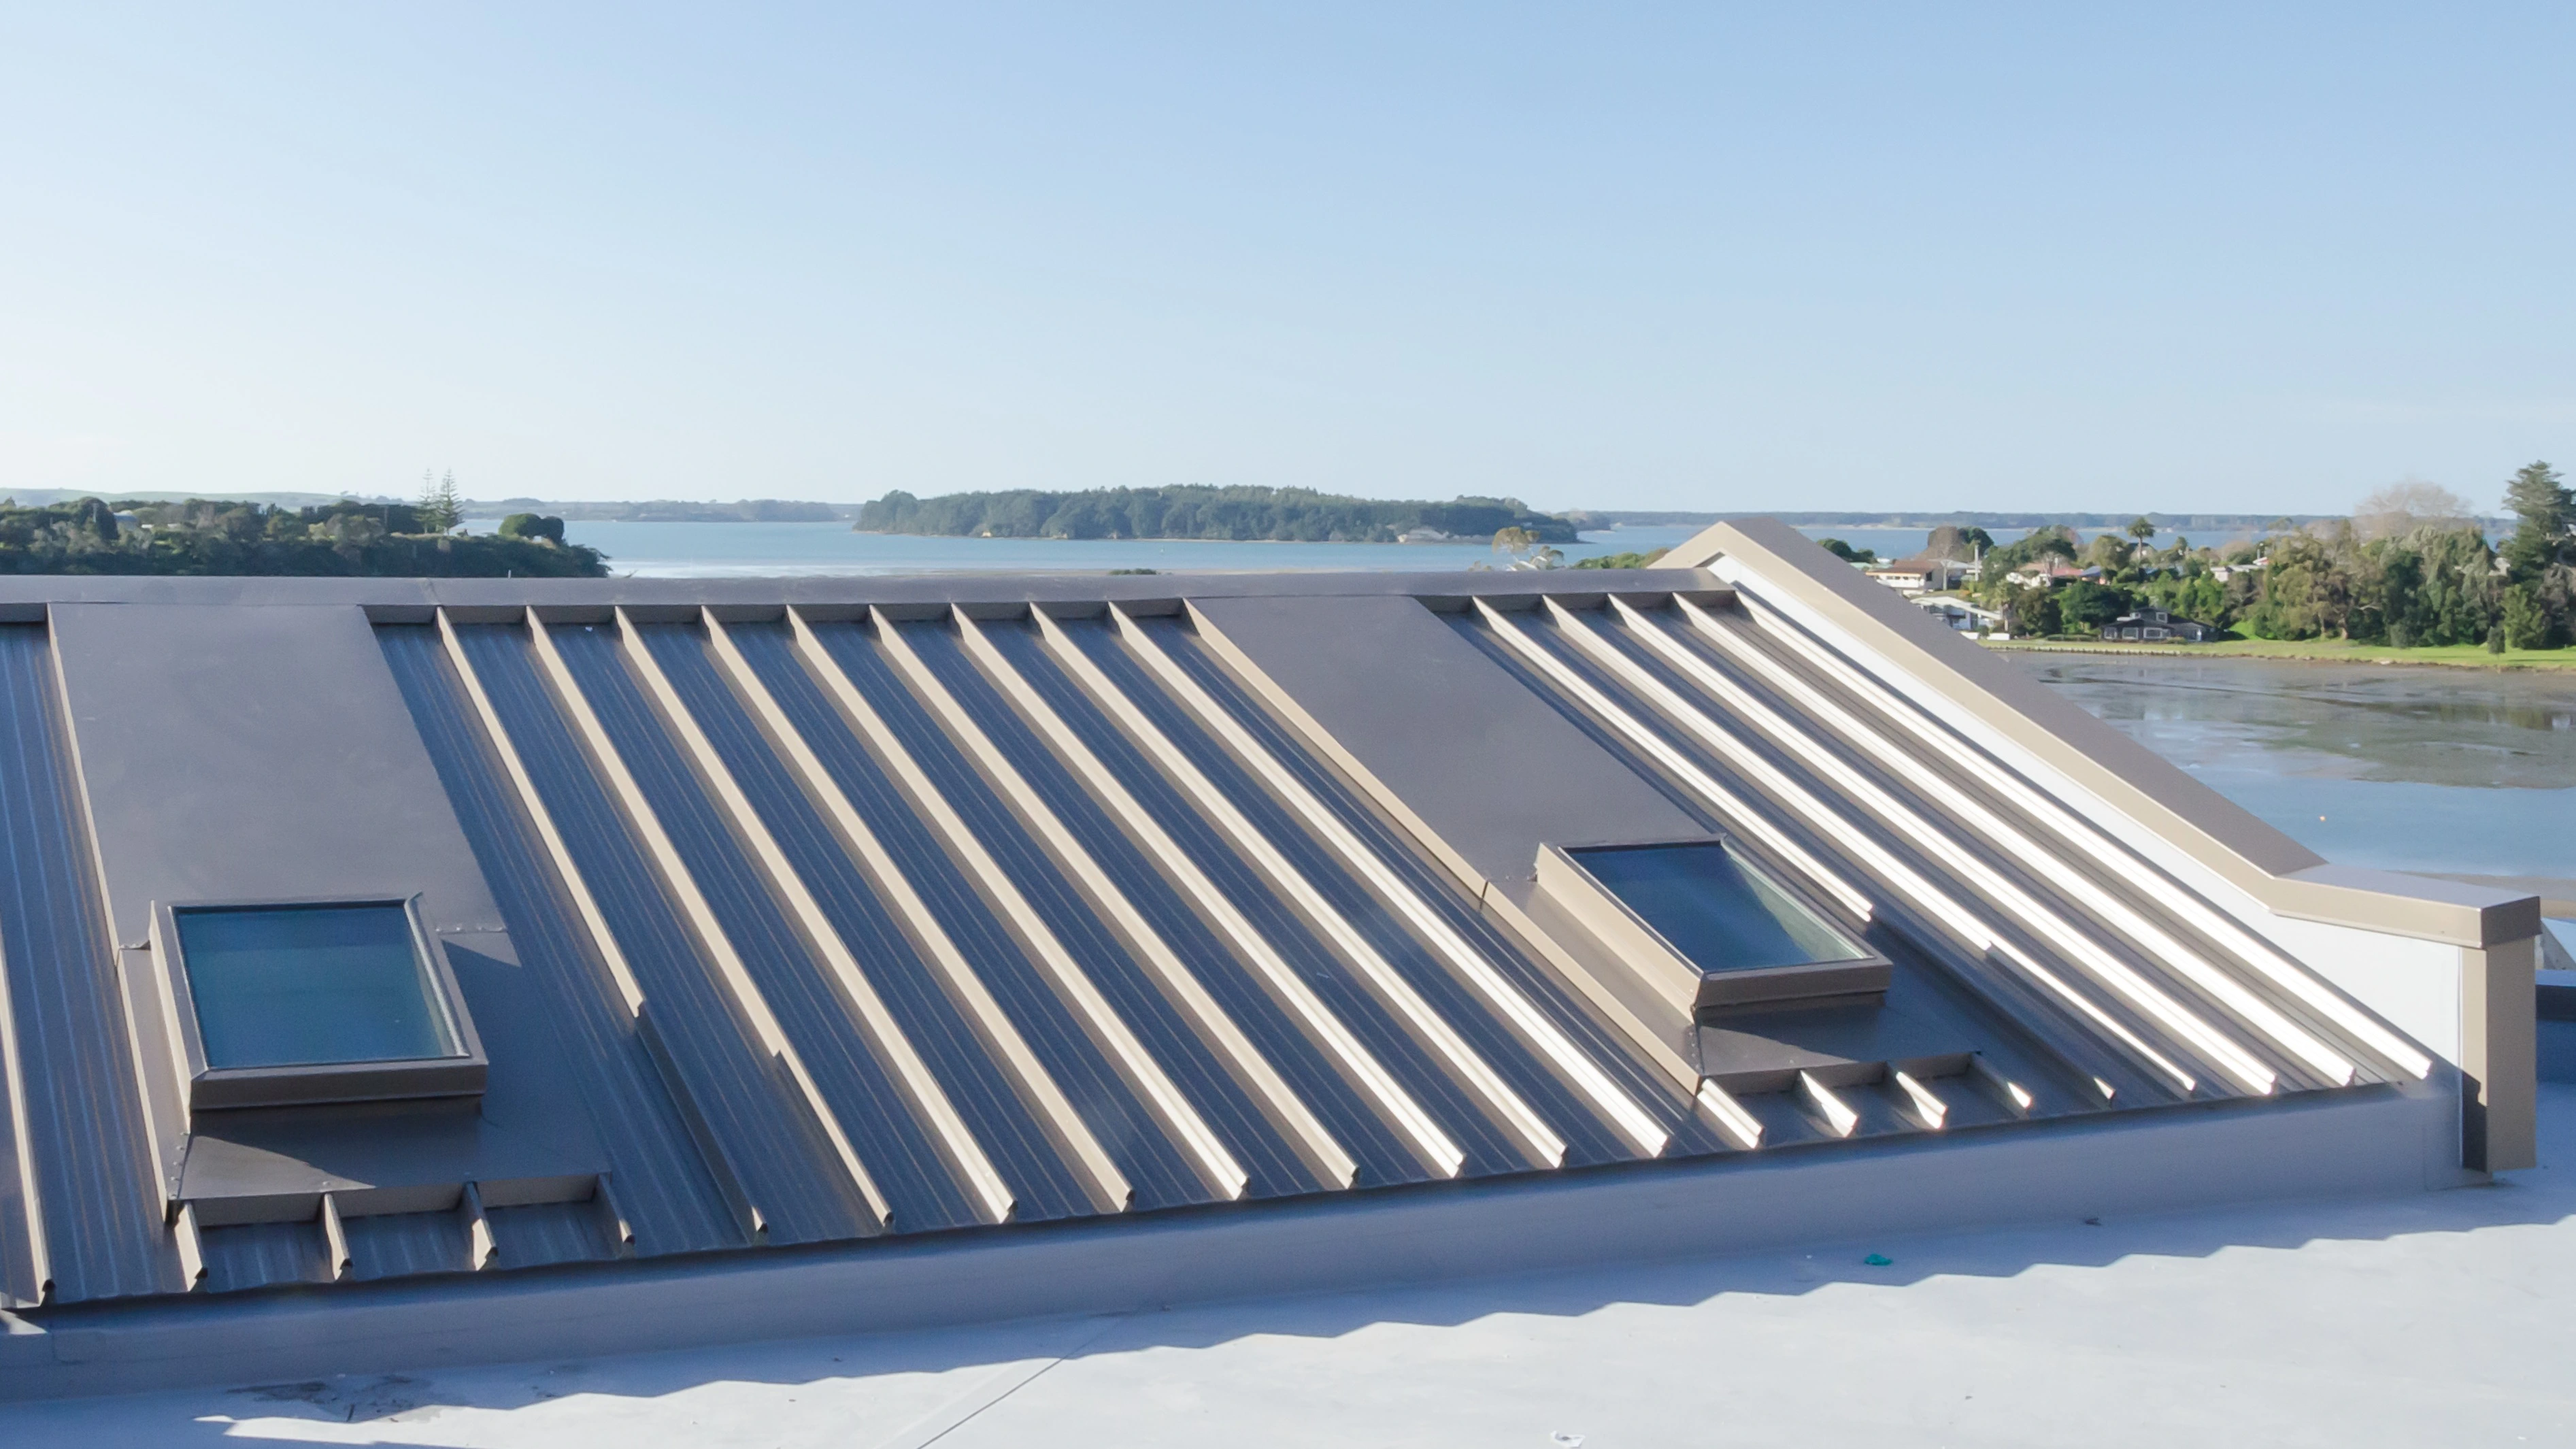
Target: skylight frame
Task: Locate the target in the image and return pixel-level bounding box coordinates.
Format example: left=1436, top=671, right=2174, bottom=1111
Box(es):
left=149, top=894, right=488, bottom=1112
left=1537, top=836, right=1892, bottom=1014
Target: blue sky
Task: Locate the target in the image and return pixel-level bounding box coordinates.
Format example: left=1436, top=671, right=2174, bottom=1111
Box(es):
left=2, top=4, right=2569, bottom=514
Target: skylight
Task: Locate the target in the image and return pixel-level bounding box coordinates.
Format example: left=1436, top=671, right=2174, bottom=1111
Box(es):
left=175, top=903, right=459, bottom=1069
left=158, top=898, right=485, bottom=1110
left=1571, top=841, right=1866, bottom=977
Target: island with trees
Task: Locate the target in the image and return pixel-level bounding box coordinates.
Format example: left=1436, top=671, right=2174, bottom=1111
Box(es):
left=0, top=473, right=606, bottom=578
left=856, top=485, right=1579, bottom=544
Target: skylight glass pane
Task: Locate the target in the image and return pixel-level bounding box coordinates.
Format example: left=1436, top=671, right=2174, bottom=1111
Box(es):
left=176, top=904, right=457, bottom=1070
left=1573, top=842, right=1864, bottom=974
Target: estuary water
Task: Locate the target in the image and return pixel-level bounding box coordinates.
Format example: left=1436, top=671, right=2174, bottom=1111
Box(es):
left=488, top=520, right=2570, bottom=886
left=2012, top=656, right=2573, bottom=884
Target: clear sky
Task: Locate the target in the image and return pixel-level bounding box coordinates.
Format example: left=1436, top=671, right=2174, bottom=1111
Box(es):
left=3, top=5, right=2570, bottom=515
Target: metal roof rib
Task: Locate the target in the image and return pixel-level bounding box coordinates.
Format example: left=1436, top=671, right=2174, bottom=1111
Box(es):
left=1556, top=599, right=2282, bottom=1097
left=949, top=610, right=1356, bottom=1193
left=1015, top=612, right=1480, bottom=1178
left=1634, top=598, right=2353, bottom=1087
left=1036, top=609, right=1569, bottom=1171
left=722, top=620, right=1104, bottom=1220
left=868, top=610, right=1251, bottom=1203
left=620, top=614, right=1004, bottom=1231
left=1109, top=605, right=1673, bottom=1160
left=786, top=612, right=1135, bottom=1215
left=1471, top=597, right=2201, bottom=1099
left=969, top=616, right=1455, bottom=1186
left=1694, top=593, right=2432, bottom=1082
left=0, top=626, right=173, bottom=1305
left=445, top=620, right=824, bottom=1244
left=528, top=614, right=893, bottom=1235
left=690, top=613, right=1017, bottom=1226
left=383, top=624, right=739, bottom=1257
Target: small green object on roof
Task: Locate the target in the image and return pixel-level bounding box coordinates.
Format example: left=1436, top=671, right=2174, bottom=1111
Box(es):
left=1862, top=1253, right=1892, bottom=1266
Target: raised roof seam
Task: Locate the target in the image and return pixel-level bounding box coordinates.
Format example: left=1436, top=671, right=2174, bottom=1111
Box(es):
left=1540, top=598, right=2226, bottom=1094
left=524, top=612, right=893, bottom=1231
left=949, top=612, right=1358, bottom=1191
left=1472, top=598, right=2203, bottom=1097
left=1637, top=597, right=2354, bottom=1086
left=1108, top=607, right=1672, bottom=1159
left=0, top=946, right=50, bottom=1306
left=1008, top=612, right=1468, bottom=1179
left=785, top=608, right=1133, bottom=1214
left=624, top=610, right=1016, bottom=1226
left=869, top=609, right=1249, bottom=1202
left=1033, top=608, right=1568, bottom=1171
left=435, top=613, right=770, bottom=1242
left=1689, top=593, right=2434, bottom=1082
left=1558, top=600, right=2282, bottom=1096
left=697, top=613, right=1018, bottom=1225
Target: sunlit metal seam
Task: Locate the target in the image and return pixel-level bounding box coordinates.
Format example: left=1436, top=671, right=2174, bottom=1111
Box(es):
left=1107, top=607, right=1673, bottom=1159
left=1569, top=600, right=2277, bottom=1095
left=1027, top=610, right=1549, bottom=1169
left=1475, top=599, right=2201, bottom=1095
left=948, top=612, right=1359, bottom=1191
left=868, top=610, right=1250, bottom=1201
left=1690, top=593, right=2434, bottom=1082
left=622, top=610, right=1018, bottom=1226
left=785, top=608, right=1135, bottom=1214
left=1645, top=597, right=2354, bottom=1086
left=525, top=612, right=893, bottom=1229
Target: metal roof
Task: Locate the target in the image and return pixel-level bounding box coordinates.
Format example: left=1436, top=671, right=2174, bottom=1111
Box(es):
left=0, top=524, right=2475, bottom=1319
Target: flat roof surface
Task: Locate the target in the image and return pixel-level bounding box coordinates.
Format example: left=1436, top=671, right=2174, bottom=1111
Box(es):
left=23, top=1082, right=2575, bottom=1446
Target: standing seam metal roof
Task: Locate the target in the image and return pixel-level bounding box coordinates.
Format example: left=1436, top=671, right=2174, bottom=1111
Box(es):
left=0, top=569, right=2429, bottom=1311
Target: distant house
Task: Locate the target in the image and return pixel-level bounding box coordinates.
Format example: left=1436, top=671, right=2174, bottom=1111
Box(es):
left=1397, top=527, right=1453, bottom=544
left=2101, top=606, right=2221, bottom=643
left=1915, top=595, right=2007, bottom=636
left=2005, top=559, right=2100, bottom=589
left=1864, top=555, right=1971, bottom=595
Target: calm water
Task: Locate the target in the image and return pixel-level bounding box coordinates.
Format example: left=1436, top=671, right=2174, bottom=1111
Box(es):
left=465, top=519, right=2195, bottom=577
left=2014, top=656, right=2574, bottom=882
left=469, top=520, right=2569, bottom=886
left=469, top=520, right=1712, bottom=578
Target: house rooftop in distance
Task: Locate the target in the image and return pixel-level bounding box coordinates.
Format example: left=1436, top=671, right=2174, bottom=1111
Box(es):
left=0, top=519, right=2543, bottom=1399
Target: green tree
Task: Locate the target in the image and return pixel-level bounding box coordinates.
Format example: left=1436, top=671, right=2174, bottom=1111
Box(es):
left=498, top=512, right=565, bottom=544
left=1815, top=537, right=1877, bottom=564
left=2126, top=516, right=2156, bottom=543
left=2502, top=460, right=2572, bottom=582
left=2501, top=584, right=2555, bottom=649
left=416, top=469, right=465, bottom=534
left=2057, top=580, right=2130, bottom=633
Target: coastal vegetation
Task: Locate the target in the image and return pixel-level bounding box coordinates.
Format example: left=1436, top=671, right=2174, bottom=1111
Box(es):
left=1955, top=466, right=2574, bottom=652
left=0, top=495, right=607, bottom=577
left=856, top=485, right=1578, bottom=544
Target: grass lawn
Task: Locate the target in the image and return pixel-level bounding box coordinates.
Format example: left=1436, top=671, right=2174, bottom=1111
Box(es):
left=1979, top=636, right=2576, bottom=669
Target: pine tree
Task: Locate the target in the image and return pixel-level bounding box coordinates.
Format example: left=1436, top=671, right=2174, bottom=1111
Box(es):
left=2501, top=460, right=2571, bottom=582
left=416, top=469, right=464, bottom=534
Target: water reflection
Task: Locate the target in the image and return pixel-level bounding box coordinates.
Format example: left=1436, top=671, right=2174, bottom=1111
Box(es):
left=2015, top=656, right=2575, bottom=879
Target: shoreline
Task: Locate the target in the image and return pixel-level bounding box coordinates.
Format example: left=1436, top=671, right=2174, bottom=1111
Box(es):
left=1981, top=638, right=2576, bottom=671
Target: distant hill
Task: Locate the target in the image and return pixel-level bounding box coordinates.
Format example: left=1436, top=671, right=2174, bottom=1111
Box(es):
left=856, top=486, right=1579, bottom=544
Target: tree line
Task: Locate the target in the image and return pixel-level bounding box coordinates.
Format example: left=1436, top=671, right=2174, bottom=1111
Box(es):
left=856, top=485, right=1580, bottom=544
left=0, top=493, right=606, bottom=578
left=1938, top=464, right=2575, bottom=649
